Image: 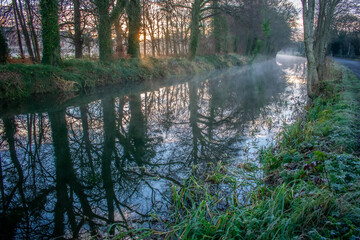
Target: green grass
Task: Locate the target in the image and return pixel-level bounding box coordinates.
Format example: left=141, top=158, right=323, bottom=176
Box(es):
left=0, top=54, right=249, bottom=100
left=122, top=60, right=360, bottom=239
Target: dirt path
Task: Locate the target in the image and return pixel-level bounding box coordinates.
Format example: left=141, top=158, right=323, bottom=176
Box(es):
left=333, top=58, right=360, bottom=78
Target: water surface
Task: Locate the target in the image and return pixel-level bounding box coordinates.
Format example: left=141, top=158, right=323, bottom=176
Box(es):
left=0, top=55, right=306, bottom=239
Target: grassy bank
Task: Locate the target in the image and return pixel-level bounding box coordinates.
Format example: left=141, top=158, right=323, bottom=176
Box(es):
left=132, top=60, right=360, bottom=239
left=0, top=54, right=248, bottom=100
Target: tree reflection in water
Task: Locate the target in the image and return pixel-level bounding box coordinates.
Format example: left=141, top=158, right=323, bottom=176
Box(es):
left=0, top=56, right=306, bottom=239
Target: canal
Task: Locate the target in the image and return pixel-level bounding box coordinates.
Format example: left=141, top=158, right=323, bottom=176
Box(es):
left=0, top=55, right=306, bottom=239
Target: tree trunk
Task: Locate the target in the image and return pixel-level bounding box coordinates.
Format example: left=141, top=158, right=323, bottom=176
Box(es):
left=94, top=0, right=126, bottom=61
left=96, top=0, right=112, bottom=61
left=184, top=24, right=189, bottom=55
left=149, top=28, right=156, bottom=57
left=301, top=0, right=318, bottom=97
left=114, top=19, right=123, bottom=57
left=302, top=0, right=341, bottom=96
left=161, top=22, right=166, bottom=55
left=143, top=3, right=146, bottom=57
left=156, top=18, right=161, bottom=56
left=189, top=0, right=202, bottom=60
left=180, top=17, right=185, bottom=55
left=14, top=0, right=35, bottom=62
left=165, top=15, right=170, bottom=56
left=172, top=21, right=178, bottom=56
left=24, top=0, right=40, bottom=62
left=74, top=0, right=83, bottom=58
left=40, top=0, right=61, bottom=65
left=213, top=0, right=221, bottom=54
left=127, top=0, right=141, bottom=58
left=13, top=9, right=24, bottom=59
left=146, top=13, right=156, bottom=56
left=0, top=28, right=9, bottom=64
left=314, top=0, right=340, bottom=81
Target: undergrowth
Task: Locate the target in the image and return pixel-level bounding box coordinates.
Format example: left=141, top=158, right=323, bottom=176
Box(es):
left=0, top=54, right=248, bottom=100
left=119, top=60, right=360, bottom=239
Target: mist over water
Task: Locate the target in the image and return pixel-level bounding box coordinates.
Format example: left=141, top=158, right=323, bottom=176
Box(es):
left=0, top=55, right=306, bottom=239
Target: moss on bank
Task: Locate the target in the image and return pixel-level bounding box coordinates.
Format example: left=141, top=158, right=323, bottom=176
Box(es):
left=130, top=60, right=360, bottom=239
left=0, top=54, right=248, bottom=100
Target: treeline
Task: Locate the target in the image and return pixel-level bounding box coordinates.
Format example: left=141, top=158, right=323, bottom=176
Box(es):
left=329, top=0, right=360, bottom=57
left=0, top=0, right=296, bottom=64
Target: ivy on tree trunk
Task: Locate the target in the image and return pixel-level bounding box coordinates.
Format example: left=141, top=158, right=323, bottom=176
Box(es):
left=40, top=0, right=61, bottom=65
left=127, top=0, right=141, bottom=58
left=189, top=0, right=202, bottom=60
left=95, top=0, right=126, bottom=61
left=97, top=0, right=112, bottom=62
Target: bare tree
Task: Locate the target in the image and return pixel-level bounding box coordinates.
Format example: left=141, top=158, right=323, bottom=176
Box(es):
left=13, top=0, right=35, bottom=61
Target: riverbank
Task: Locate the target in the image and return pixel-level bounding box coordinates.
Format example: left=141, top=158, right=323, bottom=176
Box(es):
left=0, top=54, right=249, bottom=100
left=138, top=60, right=360, bottom=239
